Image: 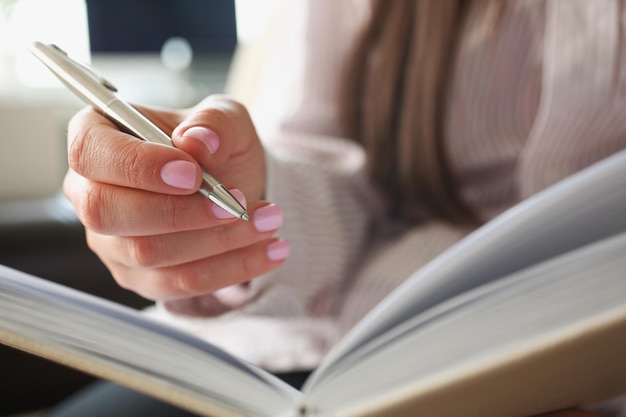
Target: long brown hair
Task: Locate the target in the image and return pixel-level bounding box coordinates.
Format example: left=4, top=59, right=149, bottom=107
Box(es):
left=343, top=0, right=480, bottom=224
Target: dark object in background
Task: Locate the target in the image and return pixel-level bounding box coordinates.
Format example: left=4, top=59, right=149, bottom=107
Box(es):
left=85, top=0, right=237, bottom=55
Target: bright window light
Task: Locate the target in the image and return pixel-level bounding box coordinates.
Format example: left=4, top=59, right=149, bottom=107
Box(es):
left=234, top=0, right=280, bottom=44
left=8, top=0, right=90, bottom=88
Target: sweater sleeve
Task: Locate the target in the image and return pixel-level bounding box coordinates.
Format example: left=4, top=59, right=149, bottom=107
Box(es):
left=235, top=0, right=382, bottom=316
left=516, top=0, right=626, bottom=198
left=243, top=132, right=384, bottom=317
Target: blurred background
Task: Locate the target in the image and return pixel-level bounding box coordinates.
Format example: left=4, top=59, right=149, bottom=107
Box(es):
left=0, top=0, right=277, bottom=415
left=0, top=0, right=280, bottom=202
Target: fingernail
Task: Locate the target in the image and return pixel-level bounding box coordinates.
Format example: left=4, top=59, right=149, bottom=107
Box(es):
left=211, top=189, right=247, bottom=219
left=253, top=204, right=284, bottom=232
left=267, top=239, right=290, bottom=261
left=160, top=160, right=197, bottom=190
left=184, top=126, right=220, bottom=155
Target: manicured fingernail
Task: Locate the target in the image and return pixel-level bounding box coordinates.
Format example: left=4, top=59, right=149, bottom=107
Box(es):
left=267, top=239, right=290, bottom=261
left=184, top=126, right=220, bottom=155
left=160, top=160, right=197, bottom=190
left=211, top=189, right=247, bottom=219
left=253, top=204, right=284, bottom=232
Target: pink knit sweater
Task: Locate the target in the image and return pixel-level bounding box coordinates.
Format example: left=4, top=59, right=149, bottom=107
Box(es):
left=147, top=1, right=626, bottom=388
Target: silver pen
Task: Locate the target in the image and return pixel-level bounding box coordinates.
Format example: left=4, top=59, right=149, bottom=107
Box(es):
left=29, top=41, right=250, bottom=221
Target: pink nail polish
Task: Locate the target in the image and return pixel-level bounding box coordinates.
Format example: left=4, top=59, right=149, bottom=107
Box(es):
left=184, top=126, right=220, bottom=155
left=211, top=189, right=247, bottom=219
left=253, top=204, right=284, bottom=232
left=267, top=240, right=290, bottom=261
left=160, top=160, right=197, bottom=190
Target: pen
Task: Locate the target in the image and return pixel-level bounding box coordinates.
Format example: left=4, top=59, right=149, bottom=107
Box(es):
left=29, top=41, right=250, bottom=221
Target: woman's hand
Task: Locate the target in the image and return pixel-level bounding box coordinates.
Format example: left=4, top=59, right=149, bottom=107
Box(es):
left=63, top=95, right=289, bottom=313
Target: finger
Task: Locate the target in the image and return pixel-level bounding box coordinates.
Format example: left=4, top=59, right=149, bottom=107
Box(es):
left=171, top=95, right=251, bottom=166
left=163, top=284, right=252, bottom=317
left=170, top=95, right=265, bottom=201
left=65, top=166, right=263, bottom=236
left=87, top=204, right=284, bottom=268
left=162, top=293, right=235, bottom=317
left=67, top=106, right=202, bottom=195
left=109, top=238, right=291, bottom=301
left=65, top=169, right=213, bottom=236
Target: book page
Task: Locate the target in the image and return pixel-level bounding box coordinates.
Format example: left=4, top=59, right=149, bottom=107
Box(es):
left=304, top=231, right=626, bottom=417
left=308, top=149, right=626, bottom=389
left=0, top=265, right=300, bottom=417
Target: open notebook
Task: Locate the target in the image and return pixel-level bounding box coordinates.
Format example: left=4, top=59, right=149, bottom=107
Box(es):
left=2, top=149, right=626, bottom=417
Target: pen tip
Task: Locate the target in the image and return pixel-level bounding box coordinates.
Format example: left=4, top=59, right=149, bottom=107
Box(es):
left=241, top=212, right=251, bottom=222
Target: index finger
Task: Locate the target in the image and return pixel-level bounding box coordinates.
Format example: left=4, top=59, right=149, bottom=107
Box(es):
left=67, top=106, right=202, bottom=195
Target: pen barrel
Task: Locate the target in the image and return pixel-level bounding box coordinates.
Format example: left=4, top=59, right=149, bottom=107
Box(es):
left=107, top=100, right=173, bottom=146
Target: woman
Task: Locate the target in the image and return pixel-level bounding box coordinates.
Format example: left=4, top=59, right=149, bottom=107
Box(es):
left=47, top=0, right=626, bottom=416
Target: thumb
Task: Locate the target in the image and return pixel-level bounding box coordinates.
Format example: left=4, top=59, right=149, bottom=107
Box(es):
left=171, top=95, right=266, bottom=202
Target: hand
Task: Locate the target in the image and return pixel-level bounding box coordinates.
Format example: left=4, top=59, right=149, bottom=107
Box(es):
left=63, top=95, right=289, bottom=313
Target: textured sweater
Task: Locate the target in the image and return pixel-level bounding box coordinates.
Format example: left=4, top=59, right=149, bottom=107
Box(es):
left=147, top=3, right=626, bottom=395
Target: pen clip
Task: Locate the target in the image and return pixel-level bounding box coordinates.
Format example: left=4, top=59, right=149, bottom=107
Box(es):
left=50, top=43, right=118, bottom=92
